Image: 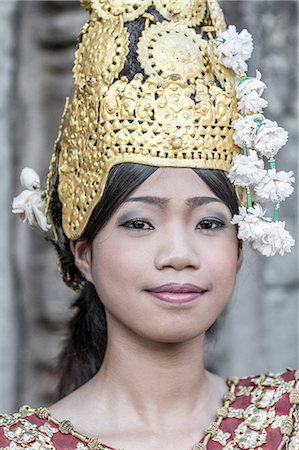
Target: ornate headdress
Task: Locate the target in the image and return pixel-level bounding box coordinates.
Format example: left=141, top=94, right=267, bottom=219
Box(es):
left=13, top=0, right=295, bottom=281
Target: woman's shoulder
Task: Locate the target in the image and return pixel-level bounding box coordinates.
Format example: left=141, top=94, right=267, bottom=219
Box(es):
left=0, top=405, right=107, bottom=450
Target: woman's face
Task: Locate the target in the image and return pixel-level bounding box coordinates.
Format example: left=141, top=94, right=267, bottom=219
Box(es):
left=76, top=168, right=241, bottom=344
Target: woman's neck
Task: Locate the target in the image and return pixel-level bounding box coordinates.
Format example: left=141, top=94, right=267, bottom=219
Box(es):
left=89, top=320, right=211, bottom=425
left=50, top=319, right=227, bottom=449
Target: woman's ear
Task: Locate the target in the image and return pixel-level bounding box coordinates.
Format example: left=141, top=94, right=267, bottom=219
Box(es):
left=70, top=240, right=93, bottom=283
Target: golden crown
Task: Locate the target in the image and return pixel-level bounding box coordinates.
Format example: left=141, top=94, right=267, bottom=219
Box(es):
left=45, top=0, right=241, bottom=240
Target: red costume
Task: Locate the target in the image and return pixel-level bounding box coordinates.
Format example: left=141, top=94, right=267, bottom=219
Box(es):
left=1, top=370, right=298, bottom=450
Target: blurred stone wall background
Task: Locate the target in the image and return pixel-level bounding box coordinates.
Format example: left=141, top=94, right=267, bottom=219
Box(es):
left=0, top=0, right=298, bottom=412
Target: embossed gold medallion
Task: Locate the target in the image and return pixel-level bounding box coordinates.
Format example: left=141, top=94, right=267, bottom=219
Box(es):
left=73, top=18, right=129, bottom=96
left=154, top=0, right=206, bottom=26
left=137, top=22, right=207, bottom=80
left=90, top=0, right=151, bottom=21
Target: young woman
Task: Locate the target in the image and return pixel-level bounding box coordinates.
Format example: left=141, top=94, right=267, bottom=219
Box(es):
left=2, top=1, right=297, bottom=449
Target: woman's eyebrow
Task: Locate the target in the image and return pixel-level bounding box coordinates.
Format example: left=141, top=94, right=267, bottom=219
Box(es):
left=186, top=196, right=223, bottom=209
left=123, top=196, right=168, bottom=209
left=123, top=196, right=222, bottom=209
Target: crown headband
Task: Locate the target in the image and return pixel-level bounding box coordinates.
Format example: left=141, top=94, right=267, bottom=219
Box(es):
left=12, top=0, right=295, bottom=264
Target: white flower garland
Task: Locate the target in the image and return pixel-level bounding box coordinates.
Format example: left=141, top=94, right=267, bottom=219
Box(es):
left=215, top=27, right=295, bottom=256
left=12, top=168, right=50, bottom=232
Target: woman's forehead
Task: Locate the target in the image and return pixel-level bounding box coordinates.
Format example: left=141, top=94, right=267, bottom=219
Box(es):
left=129, top=167, right=219, bottom=199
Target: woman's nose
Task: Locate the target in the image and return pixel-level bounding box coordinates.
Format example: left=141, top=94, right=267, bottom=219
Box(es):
left=154, top=229, right=200, bottom=271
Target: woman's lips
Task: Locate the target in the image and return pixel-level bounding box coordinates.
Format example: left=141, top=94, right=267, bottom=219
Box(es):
left=146, top=283, right=206, bottom=304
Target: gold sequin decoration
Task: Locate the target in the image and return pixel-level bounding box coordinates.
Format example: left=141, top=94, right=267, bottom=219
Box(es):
left=252, top=388, right=277, bottom=409
left=234, top=422, right=267, bottom=449
left=243, top=405, right=270, bottom=431
left=137, top=21, right=207, bottom=80
left=90, top=0, right=151, bottom=21
left=73, top=17, right=129, bottom=97
left=154, top=0, right=206, bottom=26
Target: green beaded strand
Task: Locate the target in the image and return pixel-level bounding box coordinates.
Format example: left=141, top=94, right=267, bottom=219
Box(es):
left=243, top=144, right=248, bottom=156
left=246, top=189, right=253, bottom=209
left=273, top=205, right=279, bottom=222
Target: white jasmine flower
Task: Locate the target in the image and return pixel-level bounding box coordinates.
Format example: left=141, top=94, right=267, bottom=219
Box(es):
left=237, top=219, right=265, bottom=242
left=215, top=25, right=253, bottom=74
left=232, top=206, right=295, bottom=256
left=237, top=90, right=268, bottom=115
left=231, top=204, right=266, bottom=240
left=20, top=167, right=41, bottom=190
left=254, top=119, right=288, bottom=158
left=251, top=221, right=295, bottom=256
left=231, top=204, right=266, bottom=225
left=232, top=115, right=261, bottom=148
left=254, top=169, right=295, bottom=202
left=12, top=168, right=50, bottom=232
left=236, top=70, right=267, bottom=99
left=228, top=151, right=266, bottom=186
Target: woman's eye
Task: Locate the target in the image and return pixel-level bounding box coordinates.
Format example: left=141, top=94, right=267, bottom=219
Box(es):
left=196, top=218, right=225, bottom=231
left=121, top=219, right=154, bottom=231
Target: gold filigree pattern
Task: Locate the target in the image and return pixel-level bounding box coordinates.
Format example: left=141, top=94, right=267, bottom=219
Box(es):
left=154, top=0, right=206, bottom=26
left=73, top=17, right=129, bottom=96
left=80, top=0, right=92, bottom=13
left=58, top=72, right=239, bottom=239
left=90, top=0, right=151, bottom=21
left=137, top=22, right=207, bottom=80
left=206, top=0, right=226, bottom=33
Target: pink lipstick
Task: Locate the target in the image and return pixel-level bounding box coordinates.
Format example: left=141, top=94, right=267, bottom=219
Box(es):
left=146, top=283, right=205, bottom=304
